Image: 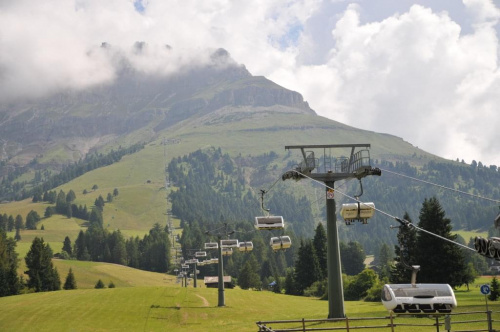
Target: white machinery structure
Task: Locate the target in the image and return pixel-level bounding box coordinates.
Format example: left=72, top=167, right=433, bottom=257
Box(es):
left=381, top=283, right=457, bottom=314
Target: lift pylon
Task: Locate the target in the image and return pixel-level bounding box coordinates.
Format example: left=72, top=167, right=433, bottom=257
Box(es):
left=283, top=144, right=381, bottom=319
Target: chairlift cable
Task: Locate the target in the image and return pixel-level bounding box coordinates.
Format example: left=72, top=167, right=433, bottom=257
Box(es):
left=380, top=168, right=500, bottom=204
left=293, top=170, right=476, bottom=253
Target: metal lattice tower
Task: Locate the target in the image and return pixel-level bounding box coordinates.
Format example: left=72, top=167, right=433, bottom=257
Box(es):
left=283, top=144, right=381, bottom=318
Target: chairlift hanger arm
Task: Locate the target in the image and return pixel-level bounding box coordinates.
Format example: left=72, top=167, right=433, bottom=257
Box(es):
left=260, top=189, right=271, bottom=213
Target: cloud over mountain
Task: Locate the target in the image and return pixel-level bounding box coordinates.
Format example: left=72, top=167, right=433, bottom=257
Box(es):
left=1, top=0, right=499, bottom=165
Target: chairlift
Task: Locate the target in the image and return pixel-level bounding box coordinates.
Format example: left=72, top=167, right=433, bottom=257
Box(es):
left=195, top=251, right=207, bottom=258
left=255, top=189, right=285, bottom=230
left=181, top=264, right=189, bottom=269
left=204, top=242, right=218, bottom=250
left=238, top=241, right=254, bottom=252
left=340, top=202, right=375, bottom=225
left=270, top=236, right=292, bottom=251
left=222, top=248, right=233, bottom=256
left=220, top=239, right=239, bottom=248
left=255, top=216, right=284, bottom=230
left=211, top=258, right=219, bottom=264
left=381, top=284, right=457, bottom=314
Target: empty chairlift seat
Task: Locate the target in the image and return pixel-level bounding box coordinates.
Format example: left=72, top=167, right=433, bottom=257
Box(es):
left=195, top=251, right=207, bottom=258
left=238, top=241, right=254, bottom=252
left=381, top=284, right=457, bottom=314
left=222, top=248, right=233, bottom=256
left=220, top=239, right=239, bottom=248
left=340, top=202, right=375, bottom=225
left=255, top=216, right=284, bottom=230
left=270, top=236, right=292, bottom=251
left=204, top=242, right=218, bottom=250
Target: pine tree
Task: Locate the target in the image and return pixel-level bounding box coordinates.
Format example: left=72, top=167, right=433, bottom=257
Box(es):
left=489, top=277, right=499, bottom=301
left=238, top=254, right=261, bottom=290
left=294, top=240, right=321, bottom=294
left=415, top=197, right=466, bottom=287
left=25, top=237, right=61, bottom=292
left=62, top=236, right=72, bottom=256
left=376, top=243, right=392, bottom=280
left=340, top=241, right=366, bottom=276
left=0, top=229, right=21, bottom=297
left=390, top=212, right=418, bottom=283
left=63, top=268, right=77, bottom=290
left=14, top=228, right=21, bottom=241
left=313, top=223, right=327, bottom=279
left=95, top=279, right=105, bottom=289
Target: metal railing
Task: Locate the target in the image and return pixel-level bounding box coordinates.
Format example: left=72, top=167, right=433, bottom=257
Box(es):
left=256, top=310, right=500, bottom=332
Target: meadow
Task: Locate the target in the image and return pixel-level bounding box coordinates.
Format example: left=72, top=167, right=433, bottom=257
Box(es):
left=0, top=267, right=498, bottom=332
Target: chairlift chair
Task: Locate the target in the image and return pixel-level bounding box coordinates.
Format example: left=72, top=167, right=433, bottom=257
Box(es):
left=204, top=242, right=218, bottom=250
left=220, top=239, right=239, bottom=248
left=238, top=241, right=254, bottom=252
left=222, top=248, right=233, bottom=256
left=340, top=202, right=375, bottom=225
left=255, top=216, right=285, bottom=230
left=270, top=236, right=292, bottom=251
left=195, top=251, right=207, bottom=258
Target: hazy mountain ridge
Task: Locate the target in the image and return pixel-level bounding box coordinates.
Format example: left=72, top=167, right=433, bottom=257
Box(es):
left=0, top=49, right=313, bottom=165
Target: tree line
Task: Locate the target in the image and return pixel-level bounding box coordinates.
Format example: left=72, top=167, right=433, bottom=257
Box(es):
left=0, top=143, right=144, bottom=201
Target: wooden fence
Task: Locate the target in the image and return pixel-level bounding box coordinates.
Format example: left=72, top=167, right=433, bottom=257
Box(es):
left=256, top=310, right=500, bottom=332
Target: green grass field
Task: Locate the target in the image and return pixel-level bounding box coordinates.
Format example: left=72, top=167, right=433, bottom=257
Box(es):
left=0, top=270, right=498, bottom=332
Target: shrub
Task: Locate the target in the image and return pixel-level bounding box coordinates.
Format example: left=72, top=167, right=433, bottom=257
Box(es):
left=95, top=279, right=105, bottom=289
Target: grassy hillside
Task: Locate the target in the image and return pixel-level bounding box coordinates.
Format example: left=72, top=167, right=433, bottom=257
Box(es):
left=0, top=273, right=497, bottom=332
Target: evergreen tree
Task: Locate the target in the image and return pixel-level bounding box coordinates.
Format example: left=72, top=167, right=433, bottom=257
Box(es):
left=113, top=188, right=119, bottom=196
left=294, top=240, right=321, bottom=294
left=376, top=243, right=392, bottom=280
left=25, top=237, right=61, bottom=292
left=14, top=228, right=21, bottom=242
left=7, top=216, right=14, bottom=232
left=55, top=190, right=67, bottom=214
left=25, top=210, right=41, bottom=230
left=390, top=212, right=418, bottom=283
left=14, top=215, right=24, bottom=230
left=0, top=229, right=21, bottom=297
left=62, top=236, right=72, bottom=256
left=95, top=279, right=105, bottom=289
left=66, top=190, right=76, bottom=203
left=340, top=241, right=366, bottom=276
left=63, top=268, right=77, bottom=290
left=284, top=268, right=298, bottom=295
left=313, top=223, right=327, bottom=279
left=107, top=193, right=113, bottom=203
left=415, top=197, right=466, bottom=287
left=238, top=254, right=261, bottom=290
left=75, top=230, right=87, bottom=260
left=489, top=277, right=499, bottom=301
left=108, top=281, right=115, bottom=288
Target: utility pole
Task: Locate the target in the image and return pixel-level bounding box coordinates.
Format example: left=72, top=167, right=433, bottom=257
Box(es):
left=283, top=144, right=381, bottom=318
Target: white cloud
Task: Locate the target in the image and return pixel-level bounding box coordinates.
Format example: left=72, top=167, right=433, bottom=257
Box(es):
left=0, top=0, right=499, bottom=166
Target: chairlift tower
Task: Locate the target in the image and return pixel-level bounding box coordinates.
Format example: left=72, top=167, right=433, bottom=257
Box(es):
left=205, top=223, right=237, bottom=307
left=283, top=144, right=381, bottom=319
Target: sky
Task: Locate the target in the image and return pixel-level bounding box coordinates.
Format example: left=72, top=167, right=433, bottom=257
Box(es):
left=1, top=0, right=500, bottom=166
